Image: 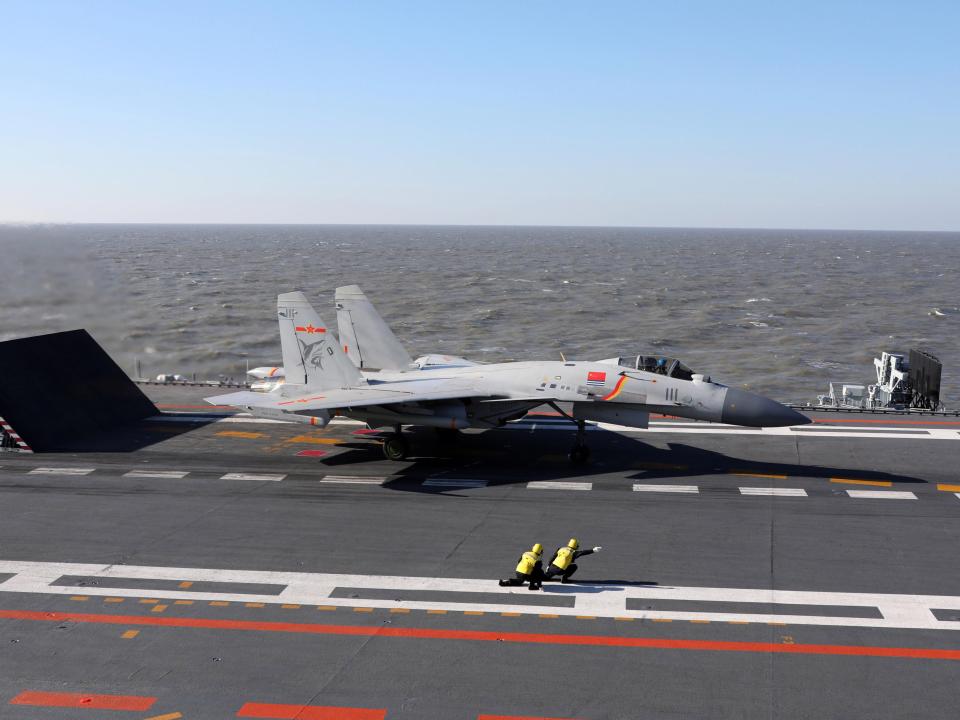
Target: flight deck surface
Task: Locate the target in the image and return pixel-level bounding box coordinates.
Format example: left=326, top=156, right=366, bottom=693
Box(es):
left=1, top=386, right=959, bottom=719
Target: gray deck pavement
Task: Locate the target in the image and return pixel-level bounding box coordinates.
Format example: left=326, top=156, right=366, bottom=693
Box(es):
left=1, top=391, right=959, bottom=718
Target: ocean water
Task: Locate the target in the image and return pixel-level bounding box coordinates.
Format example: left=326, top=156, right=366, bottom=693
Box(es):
left=1, top=224, right=958, bottom=404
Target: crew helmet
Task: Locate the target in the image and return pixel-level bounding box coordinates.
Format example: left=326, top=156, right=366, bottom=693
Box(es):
left=531, top=543, right=543, bottom=556
left=567, top=538, right=579, bottom=550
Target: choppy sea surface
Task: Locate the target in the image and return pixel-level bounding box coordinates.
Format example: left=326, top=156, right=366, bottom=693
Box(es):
left=1, top=224, right=958, bottom=404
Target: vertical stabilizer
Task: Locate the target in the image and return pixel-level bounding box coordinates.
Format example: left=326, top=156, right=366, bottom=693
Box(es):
left=335, top=285, right=414, bottom=371
left=277, top=292, right=363, bottom=389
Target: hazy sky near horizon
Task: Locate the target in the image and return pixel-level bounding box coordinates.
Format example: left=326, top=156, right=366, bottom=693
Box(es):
left=1, top=1, right=958, bottom=230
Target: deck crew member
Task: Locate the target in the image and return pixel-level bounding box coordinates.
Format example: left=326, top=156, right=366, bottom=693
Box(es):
left=499, top=543, right=545, bottom=590
left=543, top=538, right=602, bottom=583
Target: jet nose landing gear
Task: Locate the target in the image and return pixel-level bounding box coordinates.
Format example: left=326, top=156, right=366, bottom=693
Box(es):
left=568, top=419, right=591, bottom=466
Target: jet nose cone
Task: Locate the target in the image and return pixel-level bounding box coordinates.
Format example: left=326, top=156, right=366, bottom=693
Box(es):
left=721, top=388, right=812, bottom=427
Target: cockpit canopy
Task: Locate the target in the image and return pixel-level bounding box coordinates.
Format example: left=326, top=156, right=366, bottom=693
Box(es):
left=617, top=355, right=695, bottom=381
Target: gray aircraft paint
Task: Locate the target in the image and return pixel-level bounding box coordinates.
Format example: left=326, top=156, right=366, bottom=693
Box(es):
left=210, top=289, right=810, bottom=437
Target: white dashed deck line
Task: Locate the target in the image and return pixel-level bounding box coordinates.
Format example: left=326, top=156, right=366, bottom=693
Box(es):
left=846, top=490, right=917, bottom=500
left=321, top=476, right=388, bottom=485
left=632, top=484, right=699, bottom=494
left=422, top=479, right=489, bottom=488
left=219, top=472, right=286, bottom=482
left=526, top=481, right=593, bottom=491
left=27, top=467, right=96, bottom=476
left=2, top=559, right=960, bottom=631
left=739, top=487, right=808, bottom=497
left=123, top=470, right=189, bottom=479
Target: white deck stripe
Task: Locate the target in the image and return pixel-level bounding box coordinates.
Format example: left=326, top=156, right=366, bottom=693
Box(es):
left=422, top=479, right=488, bottom=488
left=526, top=481, right=593, bottom=491
left=1, top=559, right=959, bottom=631
left=219, top=472, right=286, bottom=482
left=739, top=487, right=808, bottom=497
left=847, top=490, right=917, bottom=500
left=321, top=476, right=387, bottom=485
left=27, top=467, right=95, bottom=476
left=123, top=470, right=189, bottom=479
left=632, top=484, right=699, bottom=494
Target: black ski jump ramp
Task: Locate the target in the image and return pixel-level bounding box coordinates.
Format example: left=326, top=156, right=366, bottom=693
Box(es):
left=0, top=330, right=158, bottom=451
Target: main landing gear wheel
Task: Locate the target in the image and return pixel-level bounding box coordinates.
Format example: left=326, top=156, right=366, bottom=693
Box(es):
left=382, top=433, right=409, bottom=461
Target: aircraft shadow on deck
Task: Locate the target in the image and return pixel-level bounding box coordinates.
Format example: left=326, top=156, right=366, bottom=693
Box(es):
left=39, top=419, right=215, bottom=453
left=319, top=427, right=929, bottom=492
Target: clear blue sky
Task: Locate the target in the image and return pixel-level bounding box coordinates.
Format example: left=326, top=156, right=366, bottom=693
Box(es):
left=1, top=1, right=957, bottom=229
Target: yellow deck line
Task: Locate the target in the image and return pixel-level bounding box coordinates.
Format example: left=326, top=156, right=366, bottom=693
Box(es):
left=144, top=713, right=183, bottom=720
left=830, top=478, right=892, bottom=487
left=70, top=596, right=89, bottom=602
left=389, top=608, right=410, bottom=614
left=121, top=629, right=140, bottom=639
left=215, top=430, right=267, bottom=439
left=937, top=483, right=960, bottom=492
left=209, top=601, right=229, bottom=607
left=245, top=602, right=265, bottom=608
left=174, top=600, right=194, bottom=605
left=729, top=471, right=788, bottom=480
left=151, top=604, right=168, bottom=613
left=286, top=435, right=342, bottom=445
left=317, top=605, right=337, bottom=611
left=353, top=607, right=373, bottom=613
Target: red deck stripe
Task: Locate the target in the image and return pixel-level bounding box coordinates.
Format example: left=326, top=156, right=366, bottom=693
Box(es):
left=9, top=690, right=156, bottom=710
left=1, top=609, right=958, bottom=661
left=295, top=449, right=327, bottom=457
left=237, top=702, right=386, bottom=719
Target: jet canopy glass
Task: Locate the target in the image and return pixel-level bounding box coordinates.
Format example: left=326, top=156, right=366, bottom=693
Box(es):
left=618, top=355, right=695, bottom=381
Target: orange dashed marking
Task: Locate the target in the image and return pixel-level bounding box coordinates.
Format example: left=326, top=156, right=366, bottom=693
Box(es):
left=121, top=629, right=140, bottom=639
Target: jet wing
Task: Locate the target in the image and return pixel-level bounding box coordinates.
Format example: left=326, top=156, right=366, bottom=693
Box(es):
left=207, top=379, right=494, bottom=412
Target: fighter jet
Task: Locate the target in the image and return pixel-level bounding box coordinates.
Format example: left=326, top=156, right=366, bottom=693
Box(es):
left=207, top=287, right=811, bottom=462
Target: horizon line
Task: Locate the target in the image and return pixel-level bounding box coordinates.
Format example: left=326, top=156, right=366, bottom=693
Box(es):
left=1, top=220, right=958, bottom=234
